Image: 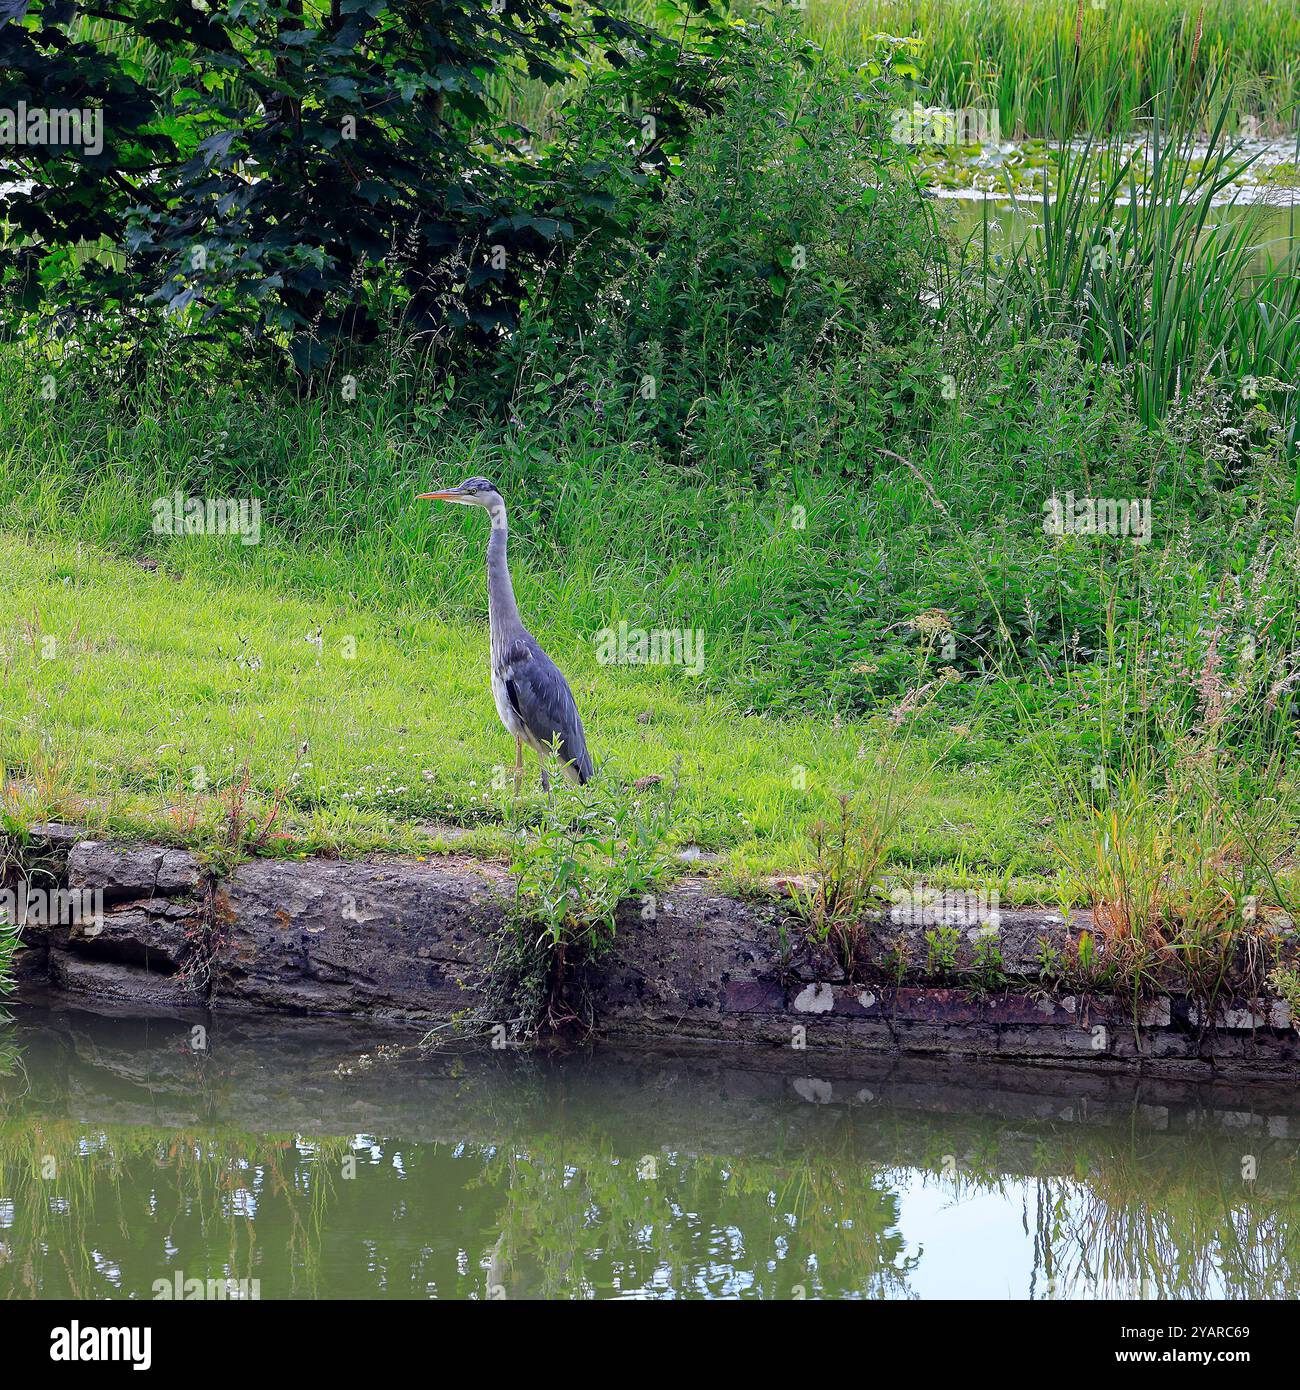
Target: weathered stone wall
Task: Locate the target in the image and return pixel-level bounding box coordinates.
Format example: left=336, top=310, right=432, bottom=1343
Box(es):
left=8, top=824, right=1300, bottom=1078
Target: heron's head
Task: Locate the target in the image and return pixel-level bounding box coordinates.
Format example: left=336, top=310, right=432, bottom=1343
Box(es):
left=417, top=476, right=502, bottom=509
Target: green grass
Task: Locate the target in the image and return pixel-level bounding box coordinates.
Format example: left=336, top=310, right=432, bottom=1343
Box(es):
left=481, top=0, right=1300, bottom=140
left=0, top=532, right=1048, bottom=888
left=806, top=0, right=1300, bottom=136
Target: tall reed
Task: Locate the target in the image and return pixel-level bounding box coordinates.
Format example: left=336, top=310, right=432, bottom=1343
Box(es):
left=978, top=53, right=1300, bottom=451
left=804, top=0, right=1300, bottom=136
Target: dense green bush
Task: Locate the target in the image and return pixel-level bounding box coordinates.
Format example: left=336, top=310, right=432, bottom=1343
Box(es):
left=565, top=24, right=941, bottom=458
left=0, top=0, right=731, bottom=378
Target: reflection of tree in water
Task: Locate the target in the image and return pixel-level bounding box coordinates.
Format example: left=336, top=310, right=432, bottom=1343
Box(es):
left=1026, top=1132, right=1300, bottom=1300
left=904, top=1126, right=1300, bottom=1301
left=4, top=1024, right=1300, bottom=1300
left=476, top=1136, right=920, bottom=1299
left=0, top=1119, right=350, bottom=1299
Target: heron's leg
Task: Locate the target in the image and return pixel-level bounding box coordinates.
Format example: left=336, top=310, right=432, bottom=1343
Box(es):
left=536, top=750, right=551, bottom=794
left=514, top=736, right=524, bottom=796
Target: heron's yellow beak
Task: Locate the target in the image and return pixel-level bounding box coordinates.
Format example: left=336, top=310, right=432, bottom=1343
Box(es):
left=417, top=490, right=471, bottom=505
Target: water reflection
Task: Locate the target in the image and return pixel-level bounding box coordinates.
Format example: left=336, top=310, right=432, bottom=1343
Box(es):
left=1, top=1003, right=1298, bottom=1299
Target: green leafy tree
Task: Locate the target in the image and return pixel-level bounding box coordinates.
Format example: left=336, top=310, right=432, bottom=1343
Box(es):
left=0, top=0, right=726, bottom=375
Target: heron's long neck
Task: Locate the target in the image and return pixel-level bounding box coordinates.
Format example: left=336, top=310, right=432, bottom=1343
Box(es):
left=486, top=502, right=521, bottom=650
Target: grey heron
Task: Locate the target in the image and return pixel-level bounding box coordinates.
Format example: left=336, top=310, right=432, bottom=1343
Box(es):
left=419, top=476, right=593, bottom=793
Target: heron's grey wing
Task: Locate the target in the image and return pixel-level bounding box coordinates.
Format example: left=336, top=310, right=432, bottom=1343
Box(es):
left=500, top=635, right=593, bottom=782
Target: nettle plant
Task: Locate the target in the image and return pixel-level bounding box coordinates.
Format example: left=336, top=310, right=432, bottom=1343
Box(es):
left=0, top=0, right=729, bottom=377
left=490, top=768, right=680, bottom=1035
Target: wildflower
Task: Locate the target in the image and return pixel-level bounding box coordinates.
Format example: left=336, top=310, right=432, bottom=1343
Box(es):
left=909, top=609, right=952, bottom=635
left=888, top=678, right=939, bottom=727
left=1196, top=627, right=1225, bottom=732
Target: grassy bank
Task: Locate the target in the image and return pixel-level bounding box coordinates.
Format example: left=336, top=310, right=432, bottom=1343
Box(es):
left=4, top=13, right=1300, bottom=1002
left=0, top=531, right=1044, bottom=889
left=494, top=1, right=1300, bottom=141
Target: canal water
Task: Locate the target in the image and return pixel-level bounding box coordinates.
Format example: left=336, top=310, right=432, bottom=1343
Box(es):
left=946, top=196, right=1300, bottom=275
left=931, top=134, right=1300, bottom=276
left=2, top=1001, right=1298, bottom=1300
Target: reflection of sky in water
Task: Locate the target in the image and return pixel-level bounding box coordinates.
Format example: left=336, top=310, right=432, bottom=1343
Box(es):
left=887, top=1174, right=1149, bottom=1300
left=610, top=1168, right=1249, bottom=1300
left=897, top=1177, right=1036, bottom=1299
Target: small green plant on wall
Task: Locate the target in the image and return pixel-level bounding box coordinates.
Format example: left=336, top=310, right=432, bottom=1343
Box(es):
left=1268, top=965, right=1300, bottom=1029
left=925, top=924, right=961, bottom=980
left=790, top=793, right=901, bottom=978
left=481, top=768, right=681, bottom=1039
left=969, top=929, right=1006, bottom=992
